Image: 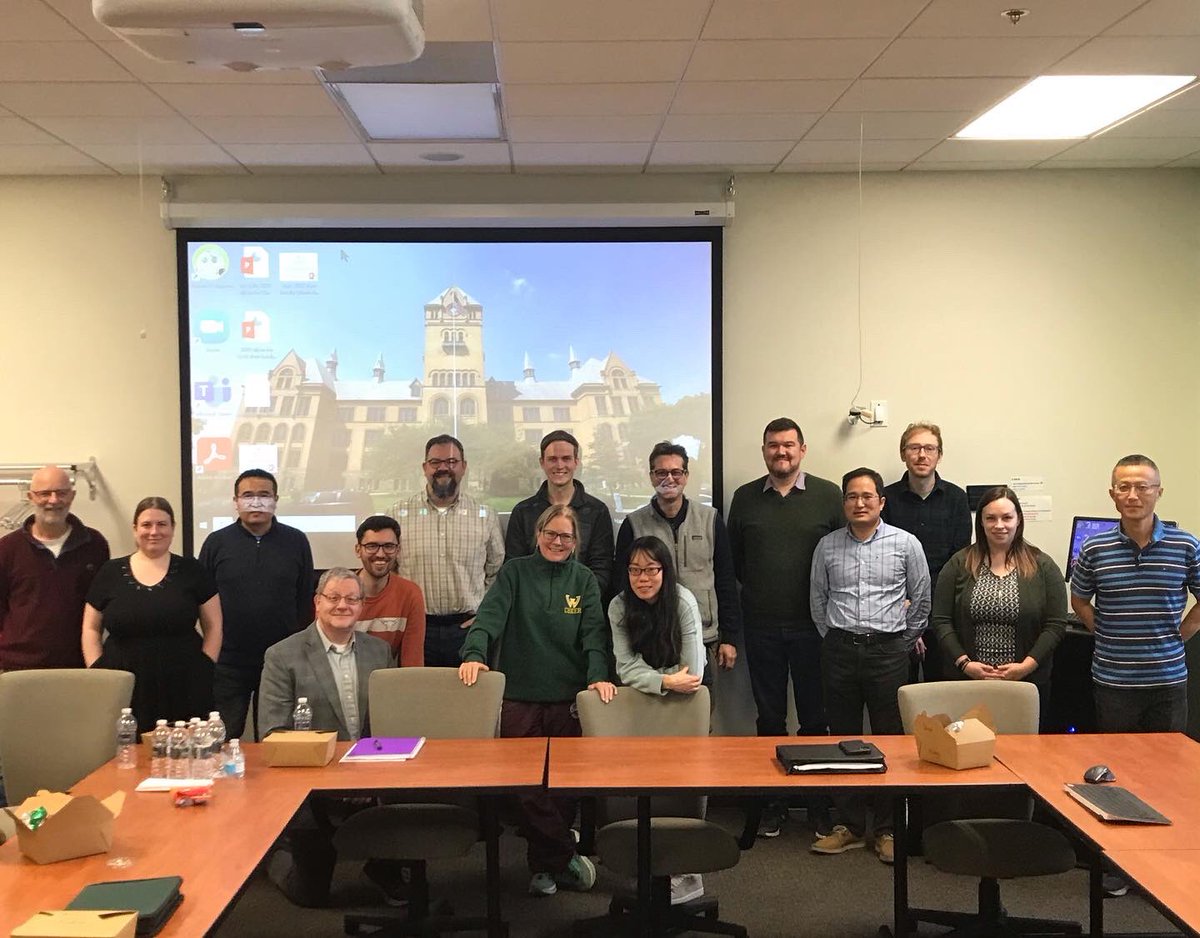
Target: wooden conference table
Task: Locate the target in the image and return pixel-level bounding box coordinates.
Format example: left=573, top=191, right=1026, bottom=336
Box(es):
left=0, top=738, right=548, bottom=938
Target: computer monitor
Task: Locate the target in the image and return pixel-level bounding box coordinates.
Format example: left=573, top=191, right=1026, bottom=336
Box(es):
left=1064, top=515, right=1177, bottom=581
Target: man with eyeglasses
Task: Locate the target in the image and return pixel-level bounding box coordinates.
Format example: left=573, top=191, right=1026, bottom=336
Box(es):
left=0, top=465, right=109, bottom=671
left=353, top=515, right=426, bottom=666
left=505, top=430, right=614, bottom=598
left=199, top=468, right=314, bottom=741
left=1071, top=455, right=1200, bottom=734
left=389, top=435, right=504, bottom=667
left=616, top=440, right=741, bottom=693
left=881, top=422, right=970, bottom=682
left=259, top=567, right=397, bottom=907
left=810, top=468, right=930, bottom=864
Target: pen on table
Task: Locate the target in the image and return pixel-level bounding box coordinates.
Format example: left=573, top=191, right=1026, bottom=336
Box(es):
left=373, top=738, right=382, bottom=751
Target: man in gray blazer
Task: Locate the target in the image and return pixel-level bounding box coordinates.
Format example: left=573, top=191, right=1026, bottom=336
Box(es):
left=259, top=567, right=398, bottom=907
left=259, top=566, right=395, bottom=740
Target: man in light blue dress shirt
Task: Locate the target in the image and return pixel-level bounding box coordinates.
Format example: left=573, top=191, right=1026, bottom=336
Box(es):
left=809, top=468, right=930, bottom=865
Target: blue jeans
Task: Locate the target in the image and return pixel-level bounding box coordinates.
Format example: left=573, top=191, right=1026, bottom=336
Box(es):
left=1093, top=682, right=1187, bottom=733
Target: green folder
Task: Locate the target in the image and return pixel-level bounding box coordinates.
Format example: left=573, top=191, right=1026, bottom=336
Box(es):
left=66, top=877, right=183, bottom=937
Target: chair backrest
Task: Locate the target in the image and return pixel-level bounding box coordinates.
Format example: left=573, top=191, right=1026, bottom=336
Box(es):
left=0, top=669, right=135, bottom=804
left=576, top=686, right=710, bottom=738
left=897, top=680, right=1040, bottom=735
left=368, top=667, right=505, bottom=739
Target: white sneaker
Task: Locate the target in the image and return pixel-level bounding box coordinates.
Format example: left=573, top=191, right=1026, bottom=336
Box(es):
left=670, top=873, right=704, bottom=905
left=529, top=872, right=557, bottom=896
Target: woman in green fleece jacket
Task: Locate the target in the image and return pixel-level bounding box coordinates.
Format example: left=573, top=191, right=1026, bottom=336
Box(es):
left=459, top=504, right=616, bottom=898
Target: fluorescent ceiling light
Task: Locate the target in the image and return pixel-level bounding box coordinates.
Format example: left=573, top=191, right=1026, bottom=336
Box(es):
left=331, top=82, right=502, bottom=141
left=956, top=75, right=1195, bottom=140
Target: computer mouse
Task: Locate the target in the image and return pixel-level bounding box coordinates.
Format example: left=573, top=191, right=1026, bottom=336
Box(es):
left=1083, top=764, right=1116, bottom=784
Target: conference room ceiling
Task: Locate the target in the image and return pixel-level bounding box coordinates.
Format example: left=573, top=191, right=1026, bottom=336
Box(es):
left=2, top=0, right=1200, bottom=176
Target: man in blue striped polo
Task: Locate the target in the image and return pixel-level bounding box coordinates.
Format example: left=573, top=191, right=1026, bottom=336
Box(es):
left=1070, top=454, right=1200, bottom=734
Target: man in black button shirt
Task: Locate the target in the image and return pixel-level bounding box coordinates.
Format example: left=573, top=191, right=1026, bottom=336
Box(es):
left=880, top=422, right=970, bottom=682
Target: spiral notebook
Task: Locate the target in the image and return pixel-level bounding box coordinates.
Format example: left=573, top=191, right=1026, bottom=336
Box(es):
left=340, top=736, right=426, bottom=762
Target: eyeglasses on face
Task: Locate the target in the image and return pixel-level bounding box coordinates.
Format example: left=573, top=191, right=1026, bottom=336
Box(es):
left=843, top=493, right=880, bottom=504
left=1113, top=482, right=1159, bottom=496
left=540, top=530, right=576, bottom=544
left=651, top=469, right=688, bottom=481
left=426, top=458, right=461, bottom=470
left=359, top=542, right=399, bottom=554
left=30, top=488, right=72, bottom=501
left=628, top=564, right=664, bottom=578
left=903, top=444, right=939, bottom=456
left=319, top=592, right=363, bottom=606
left=236, top=493, right=276, bottom=503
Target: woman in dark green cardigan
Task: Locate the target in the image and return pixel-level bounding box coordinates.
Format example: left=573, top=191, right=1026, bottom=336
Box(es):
left=931, top=486, right=1067, bottom=723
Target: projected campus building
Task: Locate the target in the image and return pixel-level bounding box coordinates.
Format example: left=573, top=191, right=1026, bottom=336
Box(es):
left=229, top=286, right=663, bottom=493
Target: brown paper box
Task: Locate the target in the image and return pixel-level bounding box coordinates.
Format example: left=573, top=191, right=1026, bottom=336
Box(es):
left=4, top=790, right=125, bottom=865
left=261, top=730, right=337, bottom=767
left=11, top=910, right=137, bottom=938
left=912, top=704, right=997, bottom=770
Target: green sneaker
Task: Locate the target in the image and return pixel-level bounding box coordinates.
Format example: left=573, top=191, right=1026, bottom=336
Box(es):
left=555, top=853, right=597, bottom=891
left=529, top=872, right=557, bottom=896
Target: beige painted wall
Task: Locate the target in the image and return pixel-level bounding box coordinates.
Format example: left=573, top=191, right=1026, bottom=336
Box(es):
left=1, top=169, right=1196, bottom=564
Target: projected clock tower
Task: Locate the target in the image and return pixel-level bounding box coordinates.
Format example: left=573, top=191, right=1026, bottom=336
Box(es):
left=420, top=286, right=486, bottom=425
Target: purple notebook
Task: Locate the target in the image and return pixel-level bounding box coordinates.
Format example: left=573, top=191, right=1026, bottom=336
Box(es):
left=340, top=736, right=426, bottom=762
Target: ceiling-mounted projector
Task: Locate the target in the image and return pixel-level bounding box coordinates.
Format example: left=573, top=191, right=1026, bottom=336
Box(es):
left=92, top=0, right=424, bottom=72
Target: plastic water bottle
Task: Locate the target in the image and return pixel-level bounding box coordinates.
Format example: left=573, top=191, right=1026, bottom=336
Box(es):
left=191, top=720, right=213, bottom=780
left=116, top=708, right=138, bottom=770
left=150, top=720, right=170, bottom=778
left=226, top=739, right=245, bottom=779
left=167, top=721, right=190, bottom=779
left=207, top=711, right=226, bottom=780
left=292, top=697, right=312, bottom=731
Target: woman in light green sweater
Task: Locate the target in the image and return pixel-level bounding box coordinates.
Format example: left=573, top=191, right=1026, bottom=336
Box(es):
left=459, top=504, right=616, bottom=898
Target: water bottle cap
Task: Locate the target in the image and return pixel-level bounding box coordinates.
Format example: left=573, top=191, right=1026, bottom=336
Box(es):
left=121, top=707, right=132, bottom=714
left=156, top=719, right=167, bottom=726
left=174, top=721, right=186, bottom=726
left=298, top=697, right=308, bottom=704
left=209, top=711, right=220, bottom=719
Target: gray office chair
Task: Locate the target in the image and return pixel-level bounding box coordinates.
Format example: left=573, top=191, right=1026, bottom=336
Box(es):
left=332, top=667, right=505, bottom=936
left=574, top=687, right=747, bottom=938
left=0, top=668, right=134, bottom=805
left=897, top=681, right=1080, bottom=938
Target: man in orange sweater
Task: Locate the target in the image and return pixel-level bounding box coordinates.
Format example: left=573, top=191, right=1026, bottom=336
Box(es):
left=353, top=515, right=426, bottom=666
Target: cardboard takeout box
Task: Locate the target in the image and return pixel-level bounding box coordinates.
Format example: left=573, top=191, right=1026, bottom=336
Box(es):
left=11, top=910, right=137, bottom=938
left=4, top=790, right=125, bottom=865
left=912, top=704, right=997, bottom=770
left=261, top=730, right=337, bottom=767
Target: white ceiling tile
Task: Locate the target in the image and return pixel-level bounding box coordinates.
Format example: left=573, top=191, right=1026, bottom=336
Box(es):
left=1154, top=85, right=1200, bottom=109
left=648, top=161, right=777, bottom=173
left=834, top=78, right=1023, bottom=111
left=0, top=117, right=57, bottom=144
left=671, top=80, right=850, bottom=114
left=369, top=141, right=511, bottom=167
left=190, top=116, right=360, bottom=144
left=1166, top=155, right=1200, bottom=166
left=0, top=143, right=111, bottom=173
left=660, top=113, right=819, bottom=141
left=0, top=41, right=131, bottom=82
left=1103, top=105, right=1200, bottom=137
left=498, top=41, right=692, bottom=83
left=507, top=115, right=661, bottom=143
left=224, top=143, right=378, bottom=170
left=1039, top=158, right=1173, bottom=168
left=0, top=82, right=173, bottom=117
left=864, top=37, right=1083, bottom=79
left=1104, top=0, right=1200, bottom=36
left=98, top=41, right=317, bottom=85
left=918, top=139, right=1075, bottom=162
left=703, top=0, right=928, bottom=39
left=905, top=0, right=1143, bottom=38
left=1047, top=37, right=1200, bottom=74
left=423, top=0, right=493, bottom=41
left=495, top=0, right=708, bottom=41
left=77, top=143, right=244, bottom=172
left=649, top=140, right=794, bottom=165
left=4, top=0, right=87, bottom=40
left=685, top=39, right=890, bottom=81
left=153, top=84, right=341, bottom=118
left=805, top=110, right=973, bottom=140
left=511, top=142, right=651, bottom=166
left=42, top=0, right=116, bottom=41
left=32, top=116, right=209, bottom=145
left=775, top=161, right=908, bottom=173
left=1047, top=135, right=1200, bottom=160
left=906, top=160, right=1038, bottom=170
left=780, top=138, right=940, bottom=164
left=505, top=83, right=676, bottom=116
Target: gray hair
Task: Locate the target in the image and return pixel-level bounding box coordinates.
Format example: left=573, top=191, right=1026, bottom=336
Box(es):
left=316, top=566, right=362, bottom=596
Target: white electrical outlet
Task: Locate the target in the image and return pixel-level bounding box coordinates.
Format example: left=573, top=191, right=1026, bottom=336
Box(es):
left=871, top=400, right=889, bottom=427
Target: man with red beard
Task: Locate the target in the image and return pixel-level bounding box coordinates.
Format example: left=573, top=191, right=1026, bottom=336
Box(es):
left=353, top=515, right=426, bottom=667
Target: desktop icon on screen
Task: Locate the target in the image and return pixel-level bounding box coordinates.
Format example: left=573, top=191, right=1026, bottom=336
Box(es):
left=192, top=244, right=230, bottom=280
left=195, top=437, right=233, bottom=472
left=241, top=310, right=271, bottom=342
left=193, top=375, right=233, bottom=406
left=193, top=311, right=230, bottom=345
left=279, top=252, right=319, bottom=282
left=241, top=245, right=270, bottom=278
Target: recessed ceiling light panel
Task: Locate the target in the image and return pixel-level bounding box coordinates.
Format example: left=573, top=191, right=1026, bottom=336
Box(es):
left=331, top=82, right=502, bottom=141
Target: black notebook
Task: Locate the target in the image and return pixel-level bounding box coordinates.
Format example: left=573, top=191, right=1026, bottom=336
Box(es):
left=776, top=742, right=887, bottom=774
left=67, top=876, right=183, bottom=937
